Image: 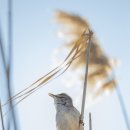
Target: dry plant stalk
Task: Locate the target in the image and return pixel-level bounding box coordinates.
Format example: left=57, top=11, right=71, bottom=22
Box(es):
left=0, top=100, right=5, bottom=130
left=2, top=31, right=91, bottom=114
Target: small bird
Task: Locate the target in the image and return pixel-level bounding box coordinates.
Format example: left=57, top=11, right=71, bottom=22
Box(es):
left=49, top=93, right=84, bottom=130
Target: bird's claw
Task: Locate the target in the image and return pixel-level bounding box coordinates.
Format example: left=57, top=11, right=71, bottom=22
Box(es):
left=79, top=119, right=84, bottom=126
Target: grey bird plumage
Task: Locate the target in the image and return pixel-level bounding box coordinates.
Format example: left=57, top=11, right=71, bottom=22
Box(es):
left=49, top=93, right=84, bottom=130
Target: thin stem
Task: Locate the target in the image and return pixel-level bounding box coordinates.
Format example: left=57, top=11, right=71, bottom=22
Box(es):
left=116, top=86, right=130, bottom=130
left=7, top=0, right=18, bottom=129
left=79, top=31, right=93, bottom=130
left=0, top=26, right=6, bottom=71
left=0, top=100, right=5, bottom=130
left=80, top=30, right=93, bottom=121
left=89, top=113, right=92, bottom=130
left=0, top=19, right=11, bottom=130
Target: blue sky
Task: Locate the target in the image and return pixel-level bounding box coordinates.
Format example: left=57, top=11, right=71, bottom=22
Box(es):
left=0, top=0, right=130, bottom=130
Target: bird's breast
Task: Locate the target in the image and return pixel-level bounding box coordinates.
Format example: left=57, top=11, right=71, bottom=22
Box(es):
left=56, top=108, right=80, bottom=130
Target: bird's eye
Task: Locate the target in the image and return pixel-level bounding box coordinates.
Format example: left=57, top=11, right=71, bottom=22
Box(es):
left=60, top=97, right=65, bottom=99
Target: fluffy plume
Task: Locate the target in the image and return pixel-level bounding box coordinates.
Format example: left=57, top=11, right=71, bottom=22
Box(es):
left=93, top=79, right=117, bottom=99
left=54, top=10, right=117, bottom=103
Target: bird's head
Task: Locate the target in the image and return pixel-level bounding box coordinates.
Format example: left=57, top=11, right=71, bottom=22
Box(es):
left=49, top=93, right=73, bottom=109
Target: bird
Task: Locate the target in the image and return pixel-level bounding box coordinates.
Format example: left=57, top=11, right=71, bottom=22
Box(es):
left=49, top=93, right=84, bottom=130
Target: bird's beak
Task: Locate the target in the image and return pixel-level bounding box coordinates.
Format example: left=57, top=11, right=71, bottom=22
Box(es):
left=48, top=93, right=56, bottom=98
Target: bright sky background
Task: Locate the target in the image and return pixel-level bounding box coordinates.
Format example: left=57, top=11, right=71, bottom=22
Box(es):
left=0, top=0, right=130, bottom=130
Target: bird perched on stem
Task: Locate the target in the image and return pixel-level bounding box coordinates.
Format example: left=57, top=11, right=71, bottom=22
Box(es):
left=49, top=93, right=84, bottom=130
